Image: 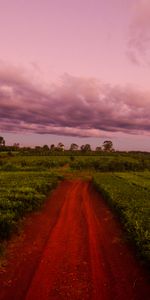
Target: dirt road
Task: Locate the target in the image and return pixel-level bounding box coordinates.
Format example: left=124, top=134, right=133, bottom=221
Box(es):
left=0, top=180, right=149, bottom=300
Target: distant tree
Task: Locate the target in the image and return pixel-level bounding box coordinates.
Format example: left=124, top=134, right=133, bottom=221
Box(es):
left=0, top=136, right=5, bottom=147
left=70, top=143, right=79, bottom=151
left=102, top=140, right=114, bottom=152
left=80, top=144, right=91, bottom=152
left=13, top=143, right=20, bottom=149
left=80, top=145, right=85, bottom=152
left=50, top=144, right=55, bottom=151
left=21, top=146, right=32, bottom=151
left=85, top=144, right=91, bottom=151
left=43, top=144, right=49, bottom=151
left=95, top=146, right=102, bottom=152
left=57, top=142, right=65, bottom=151
left=35, top=146, right=42, bottom=151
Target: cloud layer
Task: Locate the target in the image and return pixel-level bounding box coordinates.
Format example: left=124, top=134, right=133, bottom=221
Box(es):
left=0, top=64, right=150, bottom=138
left=127, top=0, right=150, bottom=65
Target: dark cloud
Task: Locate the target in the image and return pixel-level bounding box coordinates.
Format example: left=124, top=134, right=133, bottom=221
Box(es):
left=0, top=66, right=150, bottom=138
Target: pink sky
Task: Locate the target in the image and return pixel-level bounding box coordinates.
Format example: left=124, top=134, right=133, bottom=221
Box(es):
left=0, top=0, right=150, bottom=150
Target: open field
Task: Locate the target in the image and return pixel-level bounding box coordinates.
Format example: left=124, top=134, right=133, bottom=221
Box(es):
left=0, top=155, right=69, bottom=171
left=0, top=151, right=150, bottom=172
left=0, top=153, right=150, bottom=282
left=93, top=172, right=150, bottom=262
left=0, top=152, right=150, bottom=261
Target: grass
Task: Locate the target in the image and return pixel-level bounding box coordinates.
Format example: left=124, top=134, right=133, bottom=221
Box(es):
left=0, top=171, right=63, bottom=241
left=70, top=155, right=150, bottom=171
left=0, top=156, right=69, bottom=171
left=93, top=172, right=150, bottom=264
left=0, top=152, right=150, bottom=266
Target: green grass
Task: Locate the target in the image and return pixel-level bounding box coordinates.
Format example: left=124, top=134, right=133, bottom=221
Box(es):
left=0, top=154, right=66, bottom=245
left=0, top=171, right=63, bottom=240
left=0, top=152, right=150, bottom=266
left=0, top=156, right=69, bottom=171
left=70, top=155, right=150, bottom=171
left=93, top=172, right=150, bottom=263
left=115, top=172, right=150, bottom=190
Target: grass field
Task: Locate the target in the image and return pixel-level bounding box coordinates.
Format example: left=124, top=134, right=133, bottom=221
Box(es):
left=93, top=172, right=150, bottom=263
left=0, top=151, right=150, bottom=172
left=0, top=171, right=63, bottom=241
left=0, top=152, right=150, bottom=264
left=70, top=153, right=150, bottom=171
left=0, top=155, right=69, bottom=171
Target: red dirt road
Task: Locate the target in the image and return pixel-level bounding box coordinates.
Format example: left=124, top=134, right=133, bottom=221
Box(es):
left=0, top=180, right=149, bottom=300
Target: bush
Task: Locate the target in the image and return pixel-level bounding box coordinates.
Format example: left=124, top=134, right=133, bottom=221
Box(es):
left=0, top=212, right=16, bottom=239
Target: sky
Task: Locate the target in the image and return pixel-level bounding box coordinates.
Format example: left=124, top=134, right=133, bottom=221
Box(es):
left=0, top=0, right=150, bottom=151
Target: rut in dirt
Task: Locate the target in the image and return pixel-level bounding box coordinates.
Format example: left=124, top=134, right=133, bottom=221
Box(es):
left=0, top=180, right=150, bottom=300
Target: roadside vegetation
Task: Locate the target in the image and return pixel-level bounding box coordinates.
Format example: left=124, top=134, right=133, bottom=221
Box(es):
left=93, top=172, right=150, bottom=263
left=0, top=171, right=63, bottom=242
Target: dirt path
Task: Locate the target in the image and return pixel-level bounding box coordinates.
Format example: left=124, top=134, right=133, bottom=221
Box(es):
left=0, top=180, right=149, bottom=300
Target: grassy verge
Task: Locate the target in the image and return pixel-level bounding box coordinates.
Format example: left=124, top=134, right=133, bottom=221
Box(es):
left=93, top=172, right=150, bottom=264
left=0, top=171, right=63, bottom=242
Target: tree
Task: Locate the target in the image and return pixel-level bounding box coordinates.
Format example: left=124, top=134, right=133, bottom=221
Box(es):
left=57, top=142, right=65, bottom=151
left=35, top=146, right=42, bottom=151
left=102, top=140, right=114, bottom=152
left=70, top=143, right=79, bottom=151
left=13, top=143, right=20, bottom=151
left=95, top=146, right=102, bottom=152
left=13, top=143, right=20, bottom=149
left=80, top=144, right=91, bottom=152
left=50, top=144, right=55, bottom=151
left=43, top=145, right=49, bottom=151
left=0, top=136, right=5, bottom=147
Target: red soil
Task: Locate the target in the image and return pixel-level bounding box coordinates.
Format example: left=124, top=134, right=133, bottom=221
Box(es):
left=0, top=180, right=149, bottom=300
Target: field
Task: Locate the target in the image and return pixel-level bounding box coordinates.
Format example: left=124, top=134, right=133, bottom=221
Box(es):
left=0, top=155, right=69, bottom=171
left=1, top=151, right=150, bottom=172
left=0, top=152, right=150, bottom=299
left=0, top=170, right=63, bottom=241
left=93, top=171, right=150, bottom=262
left=70, top=152, right=150, bottom=171
left=0, top=152, right=150, bottom=264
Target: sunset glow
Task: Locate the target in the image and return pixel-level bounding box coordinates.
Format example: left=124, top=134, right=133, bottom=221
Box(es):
left=0, top=0, right=150, bottom=150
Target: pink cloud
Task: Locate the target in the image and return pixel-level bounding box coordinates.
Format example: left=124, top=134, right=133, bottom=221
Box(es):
left=128, top=0, right=150, bottom=65
left=0, top=65, right=150, bottom=138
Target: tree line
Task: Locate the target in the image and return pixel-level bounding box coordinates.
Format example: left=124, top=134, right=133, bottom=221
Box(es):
left=0, top=136, right=114, bottom=153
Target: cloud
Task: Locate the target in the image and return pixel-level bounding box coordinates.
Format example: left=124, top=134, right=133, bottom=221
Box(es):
left=127, top=0, right=150, bottom=66
left=0, top=65, right=150, bottom=138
